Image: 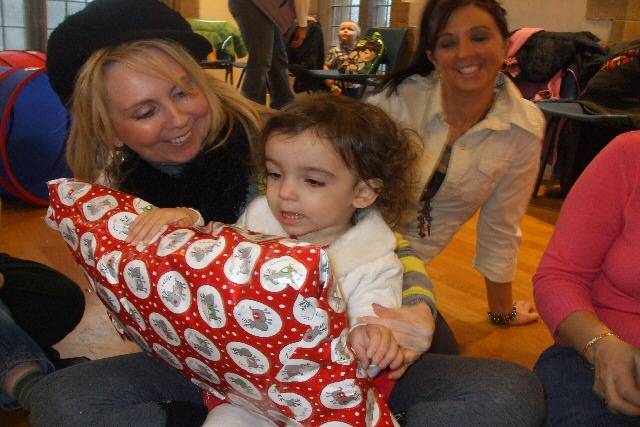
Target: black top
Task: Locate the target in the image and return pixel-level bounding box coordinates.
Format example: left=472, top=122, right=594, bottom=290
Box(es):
left=118, top=123, right=253, bottom=223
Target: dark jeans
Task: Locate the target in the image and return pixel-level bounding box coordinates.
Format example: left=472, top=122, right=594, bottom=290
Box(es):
left=535, top=345, right=640, bottom=426
left=389, top=353, right=545, bottom=427
left=29, top=353, right=205, bottom=427
left=0, top=253, right=85, bottom=352
left=30, top=316, right=505, bottom=427
left=30, top=343, right=544, bottom=427
left=430, top=312, right=460, bottom=355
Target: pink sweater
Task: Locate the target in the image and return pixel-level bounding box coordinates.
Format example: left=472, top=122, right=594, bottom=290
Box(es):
left=534, top=130, right=640, bottom=347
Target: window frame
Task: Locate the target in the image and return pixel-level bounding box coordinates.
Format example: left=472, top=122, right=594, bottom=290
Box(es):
left=321, top=0, right=393, bottom=51
left=0, top=0, right=91, bottom=51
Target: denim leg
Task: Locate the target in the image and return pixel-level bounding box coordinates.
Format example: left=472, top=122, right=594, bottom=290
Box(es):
left=28, top=352, right=203, bottom=427
left=267, top=29, right=294, bottom=109
left=389, top=353, right=545, bottom=427
left=0, top=298, right=53, bottom=409
left=229, top=0, right=274, bottom=106
left=535, top=345, right=640, bottom=426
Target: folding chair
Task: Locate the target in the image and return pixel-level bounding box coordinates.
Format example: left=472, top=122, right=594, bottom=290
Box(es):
left=189, top=19, right=247, bottom=85
left=532, top=41, right=639, bottom=197
left=533, top=100, right=634, bottom=197
left=200, top=35, right=237, bottom=84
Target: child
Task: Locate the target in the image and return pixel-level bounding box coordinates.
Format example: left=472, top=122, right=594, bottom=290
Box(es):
left=323, top=20, right=360, bottom=95
left=127, top=94, right=420, bottom=425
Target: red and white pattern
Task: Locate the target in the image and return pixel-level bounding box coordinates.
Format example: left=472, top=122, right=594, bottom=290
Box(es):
left=46, top=179, right=395, bottom=427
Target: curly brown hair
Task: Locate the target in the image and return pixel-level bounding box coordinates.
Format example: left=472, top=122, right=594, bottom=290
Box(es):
left=256, top=94, right=421, bottom=228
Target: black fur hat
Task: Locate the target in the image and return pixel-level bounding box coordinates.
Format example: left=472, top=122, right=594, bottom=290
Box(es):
left=46, top=0, right=212, bottom=106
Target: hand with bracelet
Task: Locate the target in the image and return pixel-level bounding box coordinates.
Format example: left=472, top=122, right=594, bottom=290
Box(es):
left=556, top=311, right=640, bottom=417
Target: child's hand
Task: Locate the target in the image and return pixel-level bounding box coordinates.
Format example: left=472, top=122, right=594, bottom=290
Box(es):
left=348, top=324, right=404, bottom=374
left=126, top=207, right=199, bottom=245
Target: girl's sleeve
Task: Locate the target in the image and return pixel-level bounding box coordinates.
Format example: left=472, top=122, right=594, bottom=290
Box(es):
left=396, top=233, right=437, bottom=317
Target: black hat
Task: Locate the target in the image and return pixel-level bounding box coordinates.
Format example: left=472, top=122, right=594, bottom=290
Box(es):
left=47, top=0, right=212, bottom=106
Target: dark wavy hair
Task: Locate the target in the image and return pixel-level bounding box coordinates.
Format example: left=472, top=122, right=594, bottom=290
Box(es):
left=379, top=0, right=509, bottom=94
left=256, top=94, right=421, bottom=228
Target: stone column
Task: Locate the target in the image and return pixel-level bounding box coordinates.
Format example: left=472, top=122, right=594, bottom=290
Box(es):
left=390, top=0, right=418, bottom=66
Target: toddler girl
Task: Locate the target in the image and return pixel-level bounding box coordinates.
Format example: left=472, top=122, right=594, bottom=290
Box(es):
left=128, top=94, right=420, bottom=426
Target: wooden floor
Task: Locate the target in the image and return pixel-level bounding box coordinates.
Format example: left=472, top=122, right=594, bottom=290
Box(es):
left=0, top=184, right=562, bottom=426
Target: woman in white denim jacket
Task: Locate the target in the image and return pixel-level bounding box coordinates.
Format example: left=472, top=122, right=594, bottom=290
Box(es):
left=368, top=0, right=545, bottom=327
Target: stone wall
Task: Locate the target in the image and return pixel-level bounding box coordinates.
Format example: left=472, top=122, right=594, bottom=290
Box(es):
left=392, top=0, right=640, bottom=45
left=587, top=0, right=640, bottom=42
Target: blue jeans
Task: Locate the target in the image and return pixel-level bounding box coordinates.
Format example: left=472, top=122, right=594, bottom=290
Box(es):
left=28, top=353, right=203, bottom=427
left=29, top=351, right=544, bottom=426
left=535, top=345, right=640, bottom=426
left=228, top=0, right=294, bottom=109
left=0, top=299, right=54, bottom=409
left=389, top=353, right=545, bottom=427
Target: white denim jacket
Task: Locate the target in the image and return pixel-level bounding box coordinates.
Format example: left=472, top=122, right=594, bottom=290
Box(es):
left=368, top=73, right=545, bottom=282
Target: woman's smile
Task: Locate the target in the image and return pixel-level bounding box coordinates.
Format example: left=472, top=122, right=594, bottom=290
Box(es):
left=169, top=129, right=192, bottom=146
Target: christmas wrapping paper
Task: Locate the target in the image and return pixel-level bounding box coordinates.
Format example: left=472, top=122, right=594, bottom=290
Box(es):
left=46, top=178, right=395, bottom=427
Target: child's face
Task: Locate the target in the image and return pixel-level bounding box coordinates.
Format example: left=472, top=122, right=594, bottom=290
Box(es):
left=264, top=130, right=369, bottom=246
left=338, top=22, right=359, bottom=45
left=358, top=48, right=377, bottom=62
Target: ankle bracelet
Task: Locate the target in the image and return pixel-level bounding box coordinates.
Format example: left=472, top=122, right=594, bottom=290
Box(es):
left=488, top=303, right=517, bottom=326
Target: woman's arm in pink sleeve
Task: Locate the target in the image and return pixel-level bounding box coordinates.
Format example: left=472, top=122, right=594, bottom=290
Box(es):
left=533, top=135, right=634, bottom=338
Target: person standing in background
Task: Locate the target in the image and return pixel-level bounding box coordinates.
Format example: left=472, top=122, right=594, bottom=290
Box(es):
left=228, top=0, right=308, bottom=109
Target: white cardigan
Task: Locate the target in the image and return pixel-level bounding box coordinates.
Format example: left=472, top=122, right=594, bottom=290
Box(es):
left=236, top=196, right=402, bottom=326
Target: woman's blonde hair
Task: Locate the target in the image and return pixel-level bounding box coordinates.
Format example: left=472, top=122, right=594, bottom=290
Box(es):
left=67, top=39, right=263, bottom=183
